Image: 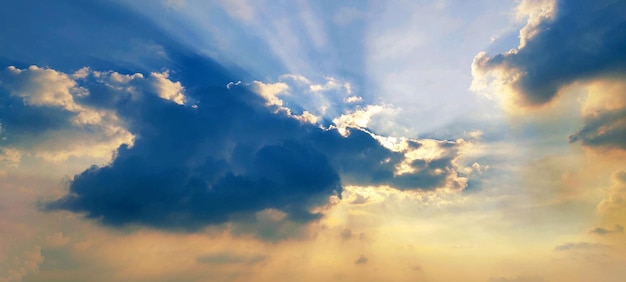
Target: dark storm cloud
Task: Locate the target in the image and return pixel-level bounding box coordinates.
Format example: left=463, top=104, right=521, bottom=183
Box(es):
left=473, top=0, right=626, bottom=106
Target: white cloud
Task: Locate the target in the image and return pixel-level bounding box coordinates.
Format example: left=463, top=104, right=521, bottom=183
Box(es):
left=308, top=76, right=343, bottom=93
left=250, top=81, right=289, bottom=107
left=516, top=0, right=557, bottom=48
left=0, top=66, right=140, bottom=164
left=279, top=74, right=311, bottom=84
left=291, top=110, right=319, bottom=125
left=148, top=71, right=186, bottom=105
left=344, top=95, right=363, bottom=103
left=4, top=65, right=84, bottom=112
left=226, top=80, right=241, bottom=89
left=248, top=75, right=360, bottom=126
left=71, top=67, right=90, bottom=79
left=332, top=105, right=387, bottom=136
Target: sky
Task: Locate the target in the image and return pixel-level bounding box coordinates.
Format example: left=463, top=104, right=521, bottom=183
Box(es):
left=0, top=0, right=625, bottom=281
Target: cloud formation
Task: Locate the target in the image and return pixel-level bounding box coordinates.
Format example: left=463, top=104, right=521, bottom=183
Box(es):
left=27, top=65, right=468, bottom=235
left=0, top=66, right=132, bottom=164
left=568, top=79, right=626, bottom=151
left=472, top=0, right=626, bottom=107
left=45, top=69, right=341, bottom=230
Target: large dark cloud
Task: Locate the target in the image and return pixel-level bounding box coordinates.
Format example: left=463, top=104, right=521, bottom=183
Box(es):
left=44, top=73, right=463, bottom=231
left=473, top=0, right=626, bottom=106
left=1, top=0, right=464, bottom=233
left=45, top=81, right=341, bottom=229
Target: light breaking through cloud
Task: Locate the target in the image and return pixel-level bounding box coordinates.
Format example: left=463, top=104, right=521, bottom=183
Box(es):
left=1, top=0, right=626, bottom=281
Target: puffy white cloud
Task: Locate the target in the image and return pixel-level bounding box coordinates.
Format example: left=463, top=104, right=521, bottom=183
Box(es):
left=249, top=80, right=289, bottom=107
left=344, top=95, right=363, bottom=103
left=515, top=0, right=557, bottom=48
left=332, top=105, right=388, bottom=136
left=0, top=66, right=133, bottom=165
left=148, top=71, right=186, bottom=105
left=3, top=66, right=86, bottom=113
left=0, top=66, right=192, bottom=165
left=291, top=110, right=319, bottom=124
left=247, top=75, right=362, bottom=126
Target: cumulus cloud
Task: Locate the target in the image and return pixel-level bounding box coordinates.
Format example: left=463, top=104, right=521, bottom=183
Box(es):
left=249, top=80, right=289, bottom=107
left=148, top=71, right=186, bottom=105
left=332, top=105, right=388, bottom=136
left=0, top=66, right=132, bottom=164
left=273, top=74, right=356, bottom=119
left=344, top=95, right=363, bottom=103
left=472, top=0, right=626, bottom=107
left=2, top=66, right=86, bottom=112
left=33, top=64, right=469, bottom=236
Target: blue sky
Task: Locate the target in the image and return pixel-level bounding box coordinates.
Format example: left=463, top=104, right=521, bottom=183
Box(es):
left=1, top=0, right=626, bottom=281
